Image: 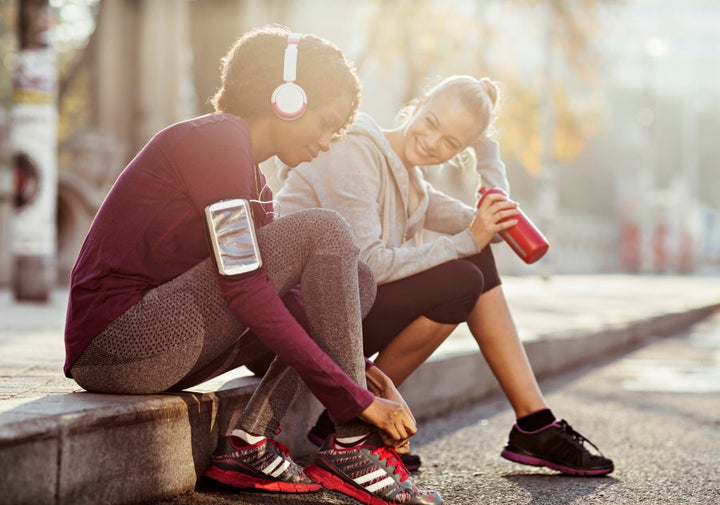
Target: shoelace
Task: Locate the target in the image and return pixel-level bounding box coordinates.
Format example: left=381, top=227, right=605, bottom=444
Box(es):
left=269, top=437, right=292, bottom=457
left=558, top=420, right=605, bottom=456
left=372, top=446, right=410, bottom=482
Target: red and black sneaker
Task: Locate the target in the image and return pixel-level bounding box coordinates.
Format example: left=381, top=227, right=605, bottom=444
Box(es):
left=309, top=411, right=423, bottom=472
left=203, top=435, right=321, bottom=493
left=305, top=434, right=442, bottom=504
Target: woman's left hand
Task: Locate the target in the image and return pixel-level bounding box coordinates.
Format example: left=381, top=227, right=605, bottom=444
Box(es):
left=469, top=191, right=519, bottom=248
left=365, top=365, right=416, bottom=452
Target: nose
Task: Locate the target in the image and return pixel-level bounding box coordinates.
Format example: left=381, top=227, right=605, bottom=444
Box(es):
left=426, top=131, right=441, bottom=150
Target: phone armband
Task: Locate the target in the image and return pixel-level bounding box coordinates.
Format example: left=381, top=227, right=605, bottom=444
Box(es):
left=205, top=199, right=262, bottom=276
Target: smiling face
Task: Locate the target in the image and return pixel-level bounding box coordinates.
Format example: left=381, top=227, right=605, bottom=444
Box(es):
left=397, top=92, right=484, bottom=168
left=273, top=95, right=354, bottom=167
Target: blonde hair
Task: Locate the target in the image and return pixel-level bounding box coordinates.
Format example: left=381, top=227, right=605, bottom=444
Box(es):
left=397, top=75, right=499, bottom=141
left=397, top=75, right=500, bottom=171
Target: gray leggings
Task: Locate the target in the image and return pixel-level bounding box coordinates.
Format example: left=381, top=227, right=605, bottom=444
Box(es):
left=71, top=209, right=376, bottom=438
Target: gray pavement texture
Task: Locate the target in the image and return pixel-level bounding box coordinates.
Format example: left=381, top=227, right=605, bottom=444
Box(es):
left=1, top=273, right=720, bottom=505
left=154, top=309, right=720, bottom=505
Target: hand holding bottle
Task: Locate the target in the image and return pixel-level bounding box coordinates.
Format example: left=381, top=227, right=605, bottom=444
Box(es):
left=470, top=189, right=520, bottom=249
left=477, top=187, right=550, bottom=264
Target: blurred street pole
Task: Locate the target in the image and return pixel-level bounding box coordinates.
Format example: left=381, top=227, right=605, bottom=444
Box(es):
left=0, top=110, right=11, bottom=286
left=9, top=0, right=58, bottom=301
left=638, top=37, right=665, bottom=273
left=538, top=4, right=557, bottom=280
left=678, top=95, right=701, bottom=272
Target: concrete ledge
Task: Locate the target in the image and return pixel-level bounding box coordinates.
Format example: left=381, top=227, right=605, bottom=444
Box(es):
left=0, top=376, right=259, bottom=505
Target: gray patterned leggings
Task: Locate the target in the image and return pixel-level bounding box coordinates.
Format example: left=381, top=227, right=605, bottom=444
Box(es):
left=71, top=209, right=376, bottom=438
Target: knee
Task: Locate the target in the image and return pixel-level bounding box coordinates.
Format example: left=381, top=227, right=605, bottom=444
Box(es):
left=306, top=208, right=352, bottom=235
left=302, top=208, right=358, bottom=256
left=450, top=263, right=484, bottom=318
left=428, top=261, right=484, bottom=323
left=449, top=261, right=485, bottom=301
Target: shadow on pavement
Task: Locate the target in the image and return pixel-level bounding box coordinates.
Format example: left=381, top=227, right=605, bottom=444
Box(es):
left=503, top=473, right=620, bottom=505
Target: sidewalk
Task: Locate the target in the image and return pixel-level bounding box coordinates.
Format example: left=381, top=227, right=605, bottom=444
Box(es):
left=2, top=273, right=720, bottom=505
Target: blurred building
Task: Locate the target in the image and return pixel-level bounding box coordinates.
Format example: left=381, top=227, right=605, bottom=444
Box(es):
left=1, top=0, right=719, bottom=287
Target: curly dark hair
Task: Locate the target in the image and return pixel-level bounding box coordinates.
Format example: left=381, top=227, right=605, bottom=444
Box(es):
left=212, top=25, right=361, bottom=131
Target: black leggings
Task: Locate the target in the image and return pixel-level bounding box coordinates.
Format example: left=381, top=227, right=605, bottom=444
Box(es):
left=361, top=245, right=501, bottom=356
left=246, top=245, right=501, bottom=376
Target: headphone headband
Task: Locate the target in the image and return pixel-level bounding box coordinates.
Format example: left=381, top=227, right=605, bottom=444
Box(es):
left=283, top=33, right=301, bottom=81
left=271, top=32, right=307, bottom=120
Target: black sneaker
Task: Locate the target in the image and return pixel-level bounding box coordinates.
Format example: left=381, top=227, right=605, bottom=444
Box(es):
left=305, top=434, right=442, bottom=504
left=308, top=411, right=423, bottom=472
left=203, top=435, right=321, bottom=492
left=501, top=419, right=614, bottom=476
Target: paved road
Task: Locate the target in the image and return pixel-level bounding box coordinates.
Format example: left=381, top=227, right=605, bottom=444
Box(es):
left=153, top=310, right=720, bottom=505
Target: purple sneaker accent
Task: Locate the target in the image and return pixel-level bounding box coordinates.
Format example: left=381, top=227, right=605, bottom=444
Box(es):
left=501, top=419, right=614, bottom=476
left=308, top=426, right=328, bottom=447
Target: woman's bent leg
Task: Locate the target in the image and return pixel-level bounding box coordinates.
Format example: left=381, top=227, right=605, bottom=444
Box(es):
left=467, top=284, right=547, bottom=417
left=71, top=259, right=260, bottom=394
left=362, top=258, right=484, bottom=386
left=237, top=209, right=372, bottom=438
left=373, top=316, right=456, bottom=385
left=242, top=258, right=375, bottom=378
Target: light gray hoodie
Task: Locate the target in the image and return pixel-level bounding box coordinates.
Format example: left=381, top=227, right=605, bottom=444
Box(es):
left=276, top=113, right=509, bottom=285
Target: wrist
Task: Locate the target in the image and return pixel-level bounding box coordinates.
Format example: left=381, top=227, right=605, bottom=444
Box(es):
left=365, top=365, right=388, bottom=395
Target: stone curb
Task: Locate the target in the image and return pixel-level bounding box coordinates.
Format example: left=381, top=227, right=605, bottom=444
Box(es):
left=0, top=379, right=259, bottom=505
left=1, top=304, right=718, bottom=505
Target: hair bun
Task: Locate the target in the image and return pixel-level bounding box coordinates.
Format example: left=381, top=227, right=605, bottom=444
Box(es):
left=479, top=77, right=498, bottom=107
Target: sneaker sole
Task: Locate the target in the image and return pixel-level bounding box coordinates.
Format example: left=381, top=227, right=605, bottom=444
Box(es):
left=305, top=463, right=396, bottom=505
left=204, top=465, right=321, bottom=493
left=500, top=448, right=613, bottom=477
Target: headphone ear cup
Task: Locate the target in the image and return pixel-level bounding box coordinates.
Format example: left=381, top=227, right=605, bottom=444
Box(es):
left=271, top=82, right=307, bottom=120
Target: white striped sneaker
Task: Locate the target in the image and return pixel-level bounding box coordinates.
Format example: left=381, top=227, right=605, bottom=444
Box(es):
left=305, top=434, right=442, bottom=504
left=203, top=435, right=320, bottom=493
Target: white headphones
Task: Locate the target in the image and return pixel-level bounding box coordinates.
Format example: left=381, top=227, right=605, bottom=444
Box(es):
left=271, top=33, right=307, bottom=120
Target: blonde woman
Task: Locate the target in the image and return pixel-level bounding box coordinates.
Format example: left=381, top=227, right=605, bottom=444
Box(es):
left=276, top=75, right=613, bottom=477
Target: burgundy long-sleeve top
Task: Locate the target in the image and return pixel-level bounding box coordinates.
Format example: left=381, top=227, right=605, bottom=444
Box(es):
left=64, top=113, right=373, bottom=424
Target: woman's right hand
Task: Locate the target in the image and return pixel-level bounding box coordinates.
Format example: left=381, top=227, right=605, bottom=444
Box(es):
left=470, top=191, right=520, bottom=248
left=359, top=396, right=417, bottom=450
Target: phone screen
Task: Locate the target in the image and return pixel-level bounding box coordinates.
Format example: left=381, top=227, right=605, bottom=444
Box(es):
left=205, top=199, right=262, bottom=276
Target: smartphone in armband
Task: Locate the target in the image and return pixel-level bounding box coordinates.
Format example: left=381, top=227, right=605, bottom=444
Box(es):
left=205, top=199, right=263, bottom=276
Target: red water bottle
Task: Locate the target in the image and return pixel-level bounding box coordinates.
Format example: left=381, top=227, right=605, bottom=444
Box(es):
left=478, top=187, right=549, bottom=264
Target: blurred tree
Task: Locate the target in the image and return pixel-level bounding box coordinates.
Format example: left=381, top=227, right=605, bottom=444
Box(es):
left=498, top=0, right=612, bottom=178
left=354, top=0, right=498, bottom=106
left=0, top=0, right=102, bottom=145
left=189, top=0, right=243, bottom=116
left=352, top=0, right=614, bottom=179
left=189, top=0, right=293, bottom=115
left=56, top=0, right=101, bottom=148
left=0, top=2, right=17, bottom=109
